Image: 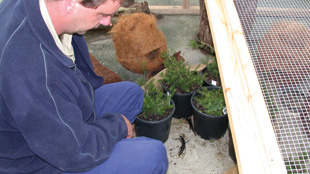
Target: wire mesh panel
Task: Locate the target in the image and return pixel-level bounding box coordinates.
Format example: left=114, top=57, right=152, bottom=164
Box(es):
left=233, top=0, right=310, bottom=173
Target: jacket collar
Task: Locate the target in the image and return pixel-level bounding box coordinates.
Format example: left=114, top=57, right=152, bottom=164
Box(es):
left=24, top=0, right=75, bottom=67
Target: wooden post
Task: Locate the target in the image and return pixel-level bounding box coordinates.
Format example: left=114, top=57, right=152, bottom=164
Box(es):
left=197, top=0, right=214, bottom=54
left=183, top=0, right=190, bottom=9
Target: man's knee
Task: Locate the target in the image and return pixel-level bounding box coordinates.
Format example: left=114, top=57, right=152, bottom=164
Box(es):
left=125, top=81, right=144, bottom=98
left=84, top=137, right=169, bottom=174
left=151, top=139, right=168, bottom=161
left=143, top=139, right=169, bottom=173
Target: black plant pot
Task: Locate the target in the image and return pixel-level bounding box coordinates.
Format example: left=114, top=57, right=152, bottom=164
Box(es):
left=135, top=100, right=175, bottom=143
left=228, top=127, right=237, bottom=163
left=191, top=89, right=228, bottom=140
left=161, top=83, right=194, bottom=119
left=203, top=80, right=214, bottom=87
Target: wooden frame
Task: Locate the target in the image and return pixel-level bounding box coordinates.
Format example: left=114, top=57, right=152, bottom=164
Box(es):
left=148, top=0, right=198, bottom=15
left=204, top=0, right=286, bottom=173
left=149, top=6, right=199, bottom=15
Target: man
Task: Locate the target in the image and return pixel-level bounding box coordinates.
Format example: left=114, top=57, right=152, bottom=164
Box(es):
left=0, top=0, right=168, bottom=173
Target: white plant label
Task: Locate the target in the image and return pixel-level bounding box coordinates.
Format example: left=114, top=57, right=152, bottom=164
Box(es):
left=222, top=107, right=227, bottom=115
left=211, top=80, right=217, bottom=86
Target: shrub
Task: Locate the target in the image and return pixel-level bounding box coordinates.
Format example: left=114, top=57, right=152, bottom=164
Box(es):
left=193, top=87, right=225, bottom=116
left=140, top=79, right=173, bottom=119
left=206, top=61, right=220, bottom=79
left=160, top=51, right=204, bottom=94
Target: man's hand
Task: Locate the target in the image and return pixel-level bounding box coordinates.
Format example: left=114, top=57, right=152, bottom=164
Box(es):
left=121, top=115, right=132, bottom=138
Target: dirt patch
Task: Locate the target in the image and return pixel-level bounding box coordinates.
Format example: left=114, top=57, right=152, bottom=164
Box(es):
left=165, top=118, right=235, bottom=174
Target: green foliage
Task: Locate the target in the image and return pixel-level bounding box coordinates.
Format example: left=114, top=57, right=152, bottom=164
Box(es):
left=206, top=60, right=220, bottom=79
left=159, top=50, right=205, bottom=94
left=188, top=39, right=206, bottom=49
left=188, top=39, right=215, bottom=55
left=285, top=154, right=309, bottom=173
left=193, top=87, right=225, bottom=116
left=259, top=71, right=282, bottom=120
left=141, top=79, right=173, bottom=119
left=136, top=61, right=148, bottom=86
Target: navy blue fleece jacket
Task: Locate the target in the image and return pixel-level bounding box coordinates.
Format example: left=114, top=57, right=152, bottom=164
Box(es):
left=0, top=0, right=127, bottom=173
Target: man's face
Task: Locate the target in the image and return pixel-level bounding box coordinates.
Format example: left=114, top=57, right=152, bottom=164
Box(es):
left=72, top=0, right=121, bottom=35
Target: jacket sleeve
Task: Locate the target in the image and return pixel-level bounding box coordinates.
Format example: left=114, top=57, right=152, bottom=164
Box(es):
left=5, top=74, right=128, bottom=172
left=1, top=52, right=128, bottom=172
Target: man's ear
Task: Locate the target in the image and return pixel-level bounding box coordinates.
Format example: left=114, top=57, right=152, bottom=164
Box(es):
left=65, top=0, right=77, bottom=14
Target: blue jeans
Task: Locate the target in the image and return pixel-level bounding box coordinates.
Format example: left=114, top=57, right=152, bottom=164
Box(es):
left=66, top=81, right=168, bottom=174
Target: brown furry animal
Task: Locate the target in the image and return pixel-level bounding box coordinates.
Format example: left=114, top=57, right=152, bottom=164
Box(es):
left=110, top=13, right=167, bottom=75
left=89, top=54, right=122, bottom=84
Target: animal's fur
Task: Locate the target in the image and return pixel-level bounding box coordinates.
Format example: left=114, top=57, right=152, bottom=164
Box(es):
left=89, top=54, right=122, bottom=84
left=110, top=13, right=167, bottom=75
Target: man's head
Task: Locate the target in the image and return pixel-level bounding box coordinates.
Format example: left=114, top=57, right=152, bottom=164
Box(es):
left=46, top=0, right=134, bottom=35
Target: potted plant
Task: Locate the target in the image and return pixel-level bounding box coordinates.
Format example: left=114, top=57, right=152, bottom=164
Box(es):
left=159, top=51, right=205, bottom=119
left=202, top=60, right=221, bottom=87
left=191, top=86, right=228, bottom=140
left=228, top=127, right=237, bottom=163
left=135, top=79, right=175, bottom=143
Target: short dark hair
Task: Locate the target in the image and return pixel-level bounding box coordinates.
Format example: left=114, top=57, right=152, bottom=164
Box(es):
left=79, top=0, right=134, bottom=8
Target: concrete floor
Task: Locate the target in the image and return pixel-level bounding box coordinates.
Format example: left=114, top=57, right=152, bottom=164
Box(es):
left=85, top=14, right=236, bottom=174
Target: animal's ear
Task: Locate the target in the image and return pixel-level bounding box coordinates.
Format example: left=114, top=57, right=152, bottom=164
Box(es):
left=173, top=51, right=181, bottom=57
left=65, top=0, right=77, bottom=14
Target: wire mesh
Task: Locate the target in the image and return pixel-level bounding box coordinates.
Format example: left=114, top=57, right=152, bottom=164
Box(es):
left=233, top=0, right=310, bottom=173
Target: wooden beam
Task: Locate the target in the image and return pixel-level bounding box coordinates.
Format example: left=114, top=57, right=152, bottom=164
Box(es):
left=204, top=0, right=286, bottom=173
left=149, top=6, right=199, bottom=15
